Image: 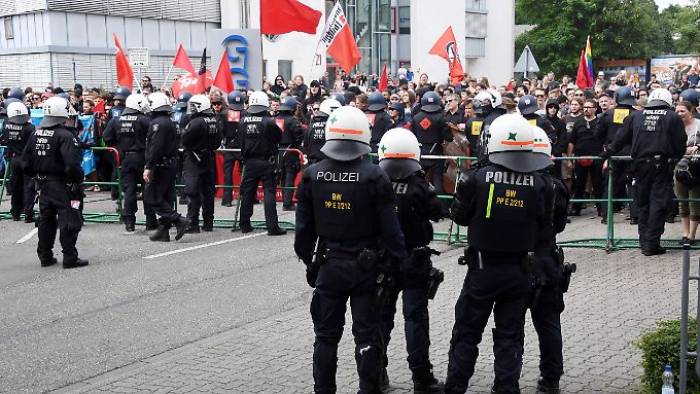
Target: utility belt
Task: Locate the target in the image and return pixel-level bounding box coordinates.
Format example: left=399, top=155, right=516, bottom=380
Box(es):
left=458, top=246, right=533, bottom=271
left=154, top=156, right=177, bottom=167
left=246, top=155, right=278, bottom=166
left=553, top=245, right=576, bottom=293
left=35, top=174, right=67, bottom=183
left=636, top=155, right=673, bottom=164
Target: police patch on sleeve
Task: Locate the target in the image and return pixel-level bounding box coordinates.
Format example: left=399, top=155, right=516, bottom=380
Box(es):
left=152, top=124, right=159, bottom=132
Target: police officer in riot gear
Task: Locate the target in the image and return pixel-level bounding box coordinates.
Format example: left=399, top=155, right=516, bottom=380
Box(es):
left=473, top=90, right=506, bottom=160
left=377, top=128, right=447, bottom=393
left=446, top=114, right=546, bottom=393
left=367, top=91, right=393, bottom=155
left=110, top=87, right=130, bottom=120
left=410, top=91, right=452, bottom=195
left=143, top=92, right=191, bottom=242
left=276, top=96, right=305, bottom=211
left=22, top=97, right=88, bottom=268
left=173, top=92, right=193, bottom=205
left=303, top=98, right=341, bottom=165
left=221, top=91, right=246, bottom=207
left=7, top=87, right=24, bottom=101
left=464, top=99, right=485, bottom=155
left=596, top=86, right=638, bottom=224
left=519, top=95, right=556, bottom=136
left=182, top=94, right=222, bottom=233
left=103, top=93, right=156, bottom=232
left=529, top=126, right=571, bottom=394
left=1, top=101, right=36, bottom=222
left=294, top=106, right=408, bottom=393
left=237, top=91, right=286, bottom=235
left=604, top=88, right=686, bottom=256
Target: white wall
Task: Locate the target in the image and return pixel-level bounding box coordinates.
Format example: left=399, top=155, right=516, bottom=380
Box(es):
left=221, top=0, right=326, bottom=83
left=409, top=0, right=466, bottom=85
left=463, top=0, right=514, bottom=86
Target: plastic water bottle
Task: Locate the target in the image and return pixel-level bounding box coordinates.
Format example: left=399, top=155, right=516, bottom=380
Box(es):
left=662, top=364, right=675, bottom=394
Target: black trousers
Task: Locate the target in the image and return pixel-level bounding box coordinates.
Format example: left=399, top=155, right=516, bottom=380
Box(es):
left=183, top=154, right=216, bottom=227
left=634, top=159, right=674, bottom=249
left=311, top=258, right=382, bottom=393
left=221, top=151, right=243, bottom=205
left=239, top=158, right=279, bottom=230
left=571, top=161, right=603, bottom=212
left=7, top=156, right=35, bottom=216
left=280, top=151, right=300, bottom=207
left=144, top=166, right=180, bottom=226
left=445, top=257, right=531, bottom=394
left=36, top=180, right=82, bottom=263
left=120, top=152, right=154, bottom=222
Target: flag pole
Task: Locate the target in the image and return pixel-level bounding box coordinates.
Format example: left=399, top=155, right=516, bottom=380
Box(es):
left=161, top=63, right=175, bottom=92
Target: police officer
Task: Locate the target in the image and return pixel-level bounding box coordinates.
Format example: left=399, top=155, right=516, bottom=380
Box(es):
left=519, top=95, right=556, bottom=135
left=102, top=93, right=156, bottom=232
left=410, top=91, right=452, bottom=195
left=446, top=114, right=546, bottom=393
left=473, top=90, right=506, bottom=160
left=173, top=92, right=192, bottom=205
left=464, top=99, right=485, bottom=156
left=143, top=92, right=191, bottom=242
left=596, top=86, right=638, bottom=224
left=294, top=106, right=408, bottom=393
left=367, top=91, right=392, bottom=156
left=604, top=88, right=686, bottom=256
left=182, top=94, right=222, bottom=233
left=303, top=98, right=341, bottom=165
left=377, top=128, right=447, bottom=393
left=221, top=91, right=245, bottom=207
left=106, top=87, right=130, bottom=202
left=22, top=96, right=88, bottom=268
left=1, top=101, right=36, bottom=222
left=529, top=126, right=570, bottom=394
left=237, top=91, right=286, bottom=235
left=276, top=96, right=305, bottom=211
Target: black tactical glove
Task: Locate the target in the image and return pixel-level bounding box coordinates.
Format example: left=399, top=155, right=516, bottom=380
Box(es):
left=301, top=256, right=318, bottom=288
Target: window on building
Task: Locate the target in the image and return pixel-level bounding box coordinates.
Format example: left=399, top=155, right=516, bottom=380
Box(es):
left=464, top=38, right=486, bottom=58
left=464, top=10, right=487, bottom=58
left=278, top=60, right=293, bottom=82
left=4, top=17, right=13, bottom=40
left=398, top=6, right=410, bottom=34
left=465, top=0, right=486, bottom=12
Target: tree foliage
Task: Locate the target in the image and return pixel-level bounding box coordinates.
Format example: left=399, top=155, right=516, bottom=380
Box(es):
left=515, top=0, right=697, bottom=76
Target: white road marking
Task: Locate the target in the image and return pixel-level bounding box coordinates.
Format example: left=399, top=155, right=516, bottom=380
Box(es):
left=16, top=228, right=38, bottom=244
left=143, top=232, right=267, bottom=259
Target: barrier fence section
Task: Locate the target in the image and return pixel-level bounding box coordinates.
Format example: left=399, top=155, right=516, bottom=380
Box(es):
left=1, top=146, right=699, bottom=251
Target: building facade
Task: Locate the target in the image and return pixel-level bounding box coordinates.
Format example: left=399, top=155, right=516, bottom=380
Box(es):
left=223, top=0, right=515, bottom=86
left=0, top=0, right=221, bottom=89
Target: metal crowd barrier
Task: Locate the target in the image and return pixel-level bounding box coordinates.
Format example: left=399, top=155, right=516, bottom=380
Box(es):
left=679, top=244, right=700, bottom=394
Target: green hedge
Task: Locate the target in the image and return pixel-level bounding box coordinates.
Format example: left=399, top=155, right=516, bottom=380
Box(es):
left=636, top=318, right=700, bottom=393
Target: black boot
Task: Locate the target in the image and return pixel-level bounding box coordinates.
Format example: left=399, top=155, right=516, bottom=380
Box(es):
left=239, top=222, right=253, bottom=233
left=24, top=211, right=35, bottom=223
left=185, top=222, right=201, bottom=234
left=536, top=376, right=560, bottom=394
left=124, top=217, right=136, bottom=232
left=145, top=215, right=158, bottom=231
left=40, top=257, right=58, bottom=267
left=149, top=225, right=171, bottom=242
left=174, top=217, right=191, bottom=241
left=202, top=219, right=214, bottom=232
left=11, top=211, right=20, bottom=221
left=63, top=257, right=89, bottom=269
left=267, top=227, right=287, bottom=236
left=379, top=368, right=390, bottom=392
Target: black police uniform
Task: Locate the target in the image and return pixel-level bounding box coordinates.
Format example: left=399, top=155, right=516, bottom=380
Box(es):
left=303, top=114, right=329, bottom=164
left=294, top=158, right=407, bottom=393
left=368, top=109, right=392, bottom=155
left=144, top=112, right=188, bottom=239
left=220, top=108, right=244, bottom=206
left=237, top=111, right=284, bottom=232
left=22, top=124, right=86, bottom=267
left=106, top=104, right=125, bottom=201
left=606, top=104, right=686, bottom=253
left=103, top=109, right=155, bottom=229
left=596, top=105, right=638, bottom=220
left=410, top=110, right=452, bottom=194
left=182, top=111, right=222, bottom=231
left=0, top=120, right=36, bottom=221
left=380, top=172, right=446, bottom=389
left=530, top=171, right=570, bottom=391
left=446, top=163, right=546, bottom=393
left=172, top=110, right=191, bottom=204
left=464, top=114, right=485, bottom=156
left=275, top=111, right=305, bottom=209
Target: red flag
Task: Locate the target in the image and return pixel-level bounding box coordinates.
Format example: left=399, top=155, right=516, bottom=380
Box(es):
left=213, top=50, right=234, bottom=93
left=320, top=3, right=361, bottom=73
left=113, top=34, right=133, bottom=89
left=576, top=50, right=594, bottom=90
left=261, top=0, right=321, bottom=35
left=378, top=64, right=388, bottom=91
left=172, top=72, right=213, bottom=98
left=93, top=99, right=105, bottom=114
left=173, top=44, right=195, bottom=75
left=428, top=26, right=465, bottom=85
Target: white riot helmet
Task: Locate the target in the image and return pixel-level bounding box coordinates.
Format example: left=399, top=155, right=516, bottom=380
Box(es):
left=377, top=128, right=422, bottom=179
left=475, top=89, right=503, bottom=109
left=125, top=93, right=150, bottom=114
left=319, top=98, right=342, bottom=117
left=321, top=106, right=371, bottom=161
left=531, top=125, right=553, bottom=171
left=188, top=94, right=212, bottom=114
left=487, top=113, right=537, bottom=172
left=248, top=91, right=270, bottom=114
left=647, top=88, right=673, bottom=108
left=7, top=101, right=29, bottom=124
left=148, top=92, right=173, bottom=113
left=39, top=96, right=70, bottom=128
